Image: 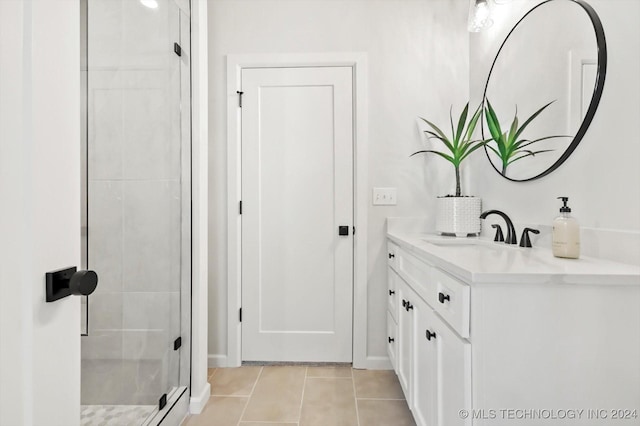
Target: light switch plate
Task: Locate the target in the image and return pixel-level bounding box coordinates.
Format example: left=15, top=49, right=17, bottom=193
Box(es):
left=373, top=187, right=397, bottom=205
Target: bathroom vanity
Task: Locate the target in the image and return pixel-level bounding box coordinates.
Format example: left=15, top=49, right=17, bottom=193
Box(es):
left=386, top=227, right=640, bottom=426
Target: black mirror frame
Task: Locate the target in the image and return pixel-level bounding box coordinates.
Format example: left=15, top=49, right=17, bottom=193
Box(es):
left=481, top=0, right=607, bottom=182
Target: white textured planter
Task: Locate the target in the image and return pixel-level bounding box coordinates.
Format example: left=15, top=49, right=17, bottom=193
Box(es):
left=435, top=196, right=482, bottom=237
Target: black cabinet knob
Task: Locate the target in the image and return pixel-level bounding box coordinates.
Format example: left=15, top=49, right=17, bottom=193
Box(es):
left=388, top=253, right=395, bottom=259
left=405, top=302, right=413, bottom=311
left=389, top=290, right=395, bottom=296
left=438, top=292, right=450, bottom=304
left=426, top=330, right=436, bottom=341
left=388, top=337, right=395, bottom=343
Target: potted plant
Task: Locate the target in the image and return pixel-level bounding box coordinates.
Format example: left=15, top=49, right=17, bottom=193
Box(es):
left=411, top=103, right=489, bottom=237
left=484, top=99, right=569, bottom=176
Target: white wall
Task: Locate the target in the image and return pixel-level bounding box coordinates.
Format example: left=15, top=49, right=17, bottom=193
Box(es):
left=207, top=0, right=470, bottom=363
left=0, top=1, right=81, bottom=424
left=469, top=0, right=640, bottom=264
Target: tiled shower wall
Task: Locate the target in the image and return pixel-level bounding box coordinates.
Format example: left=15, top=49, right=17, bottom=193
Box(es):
left=81, top=0, right=183, bottom=405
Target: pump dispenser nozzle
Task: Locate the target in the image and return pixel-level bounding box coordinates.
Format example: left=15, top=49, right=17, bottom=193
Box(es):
left=557, top=196, right=571, bottom=213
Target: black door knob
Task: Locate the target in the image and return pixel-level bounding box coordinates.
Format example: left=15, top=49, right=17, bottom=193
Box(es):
left=46, top=267, right=99, bottom=302
left=69, top=270, right=98, bottom=296
left=426, top=330, right=436, bottom=341
left=338, top=226, right=349, bottom=236
left=438, top=292, right=450, bottom=304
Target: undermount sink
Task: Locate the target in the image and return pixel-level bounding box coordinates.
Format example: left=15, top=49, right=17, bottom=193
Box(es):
left=421, top=236, right=514, bottom=249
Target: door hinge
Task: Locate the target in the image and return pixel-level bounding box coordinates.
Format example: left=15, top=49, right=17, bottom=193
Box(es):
left=173, top=42, right=182, bottom=57
left=239, top=200, right=243, bottom=214
left=239, top=307, right=242, bottom=322
left=237, top=91, right=244, bottom=108
left=159, top=393, right=167, bottom=410
left=174, top=336, right=182, bottom=351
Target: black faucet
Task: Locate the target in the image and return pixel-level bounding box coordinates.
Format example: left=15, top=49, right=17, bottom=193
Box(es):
left=480, top=210, right=517, bottom=244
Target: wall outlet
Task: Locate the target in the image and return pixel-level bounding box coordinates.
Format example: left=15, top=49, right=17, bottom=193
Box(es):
left=373, top=187, right=397, bottom=205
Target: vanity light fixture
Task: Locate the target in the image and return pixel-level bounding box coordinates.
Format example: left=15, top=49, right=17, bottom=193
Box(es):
left=140, top=0, right=159, bottom=9
left=468, top=0, right=494, bottom=32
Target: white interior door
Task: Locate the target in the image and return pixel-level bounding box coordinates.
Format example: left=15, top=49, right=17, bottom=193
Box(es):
left=0, top=1, right=82, bottom=424
left=241, top=66, right=354, bottom=362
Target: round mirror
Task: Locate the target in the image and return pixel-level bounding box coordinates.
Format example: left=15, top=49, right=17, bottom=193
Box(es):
left=482, top=0, right=607, bottom=181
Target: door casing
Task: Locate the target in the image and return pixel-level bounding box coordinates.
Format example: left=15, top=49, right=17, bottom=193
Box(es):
left=226, top=53, right=370, bottom=368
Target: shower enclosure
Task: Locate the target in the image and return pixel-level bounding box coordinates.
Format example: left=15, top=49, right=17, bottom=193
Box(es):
left=80, top=1, right=191, bottom=424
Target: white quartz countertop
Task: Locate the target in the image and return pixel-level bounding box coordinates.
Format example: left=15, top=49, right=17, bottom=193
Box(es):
left=387, top=231, right=640, bottom=286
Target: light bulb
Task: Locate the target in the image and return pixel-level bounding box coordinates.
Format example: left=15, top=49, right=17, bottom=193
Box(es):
left=140, top=0, right=159, bottom=9
left=468, top=0, right=494, bottom=32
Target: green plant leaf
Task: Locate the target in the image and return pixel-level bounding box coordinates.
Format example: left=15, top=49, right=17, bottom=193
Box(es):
left=419, top=117, right=449, bottom=142
left=423, top=131, right=455, bottom=153
left=465, top=104, right=483, bottom=141
left=484, top=101, right=504, bottom=144
left=512, top=100, right=555, bottom=141
left=459, top=140, right=489, bottom=162
left=513, top=135, right=571, bottom=150
left=455, top=103, right=469, bottom=147
left=507, top=149, right=556, bottom=165
left=410, top=149, right=456, bottom=164
left=486, top=145, right=502, bottom=158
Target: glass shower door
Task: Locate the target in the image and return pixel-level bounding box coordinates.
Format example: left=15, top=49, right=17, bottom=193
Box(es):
left=81, top=0, right=189, bottom=423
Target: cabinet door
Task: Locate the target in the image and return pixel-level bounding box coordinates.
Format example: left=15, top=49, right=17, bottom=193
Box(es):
left=388, top=267, right=399, bottom=321
left=412, top=299, right=437, bottom=426
left=433, top=313, right=472, bottom=426
left=397, top=280, right=414, bottom=403
left=387, top=311, right=398, bottom=372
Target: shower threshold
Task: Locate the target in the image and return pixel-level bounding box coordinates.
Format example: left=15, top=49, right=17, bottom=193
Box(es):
left=81, top=387, right=187, bottom=426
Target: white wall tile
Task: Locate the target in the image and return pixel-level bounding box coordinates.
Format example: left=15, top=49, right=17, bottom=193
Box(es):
left=122, top=180, right=181, bottom=292
left=88, top=181, right=123, bottom=294
left=88, top=292, right=123, bottom=332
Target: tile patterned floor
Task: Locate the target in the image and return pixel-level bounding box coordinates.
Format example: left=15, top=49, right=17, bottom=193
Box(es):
left=183, top=366, right=416, bottom=426
left=80, top=404, right=155, bottom=426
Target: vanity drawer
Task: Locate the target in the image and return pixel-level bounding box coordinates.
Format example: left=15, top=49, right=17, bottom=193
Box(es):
left=387, top=241, right=400, bottom=271
left=431, top=267, right=470, bottom=338
left=397, top=248, right=437, bottom=308
left=388, top=267, right=399, bottom=321
left=387, top=310, right=398, bottom=372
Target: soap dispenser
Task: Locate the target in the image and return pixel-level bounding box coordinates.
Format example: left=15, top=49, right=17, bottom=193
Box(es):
left=552, top=197, right=580, bottom=259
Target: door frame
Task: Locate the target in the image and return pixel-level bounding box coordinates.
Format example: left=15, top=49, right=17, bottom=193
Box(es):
left=226, top=53, right=369, bottom=368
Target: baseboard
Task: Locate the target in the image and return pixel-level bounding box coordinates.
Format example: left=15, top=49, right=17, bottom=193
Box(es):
left=208, top=354, right=229, bottom=368
left=189, top=382, right=211, bottom=414
left=361, top=356, right=392, bottom=370
left=209, top=353, right=390, bottom=370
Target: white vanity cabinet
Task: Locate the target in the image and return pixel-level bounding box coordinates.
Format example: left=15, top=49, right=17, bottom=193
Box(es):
left=387, top=241, right=472, bottom=426
left=387, top=232, right=640, bottom=426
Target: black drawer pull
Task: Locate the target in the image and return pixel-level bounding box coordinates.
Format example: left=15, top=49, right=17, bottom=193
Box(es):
left=438, top=292, right=450, bottom=304
left=388, top=253, right=395, bottom=259
left=402, top=299, right=407, bottom=308
left=405, top=302, right=413, bottom=311
left=426, top=330, right=436, bottom=341
left=389, top=290, right=395, bottom=296
left=388, top=337, right=395, bottom=343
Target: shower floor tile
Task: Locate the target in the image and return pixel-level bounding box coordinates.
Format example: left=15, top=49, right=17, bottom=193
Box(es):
left=81, top=404, right=155, bottom=426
